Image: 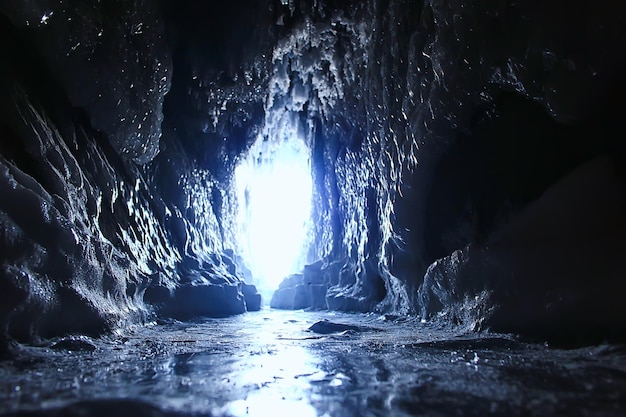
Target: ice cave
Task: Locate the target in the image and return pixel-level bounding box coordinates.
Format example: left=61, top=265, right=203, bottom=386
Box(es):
left=0, top=0, right=626, bottom=416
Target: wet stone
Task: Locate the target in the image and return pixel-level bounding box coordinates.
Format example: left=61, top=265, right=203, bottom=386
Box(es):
left=50, top=336, right=97, bottom=352
left=170, top=284, right=246, bottom=318
left=307, top=320, right=367, bottom=334
left=0, top=310, right=625, bottom=417
left=241, top=283, right=261, bottom=312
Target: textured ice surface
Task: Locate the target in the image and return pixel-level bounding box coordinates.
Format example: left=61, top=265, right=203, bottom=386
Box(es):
left=1, top=310, right=625, bottom=417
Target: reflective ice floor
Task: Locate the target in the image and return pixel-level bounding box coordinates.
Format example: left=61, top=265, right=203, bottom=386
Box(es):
left=1, top=309, right=626, bottom=416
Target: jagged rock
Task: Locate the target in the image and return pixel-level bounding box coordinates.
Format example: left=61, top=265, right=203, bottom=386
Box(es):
left=143, top=285, right=174, bottom=307
left=307, top=320, right=365, bottom=334
left=326, top=290, right=370, bottom=312
left=325, top=258, right=386, bottom=313
left=269, top=287, right=295, bottom=310
left=303, top=260, right=324, bottom=285
left=270, top=274, right=305, bottom=310
left=418, top=156, right=626, bottom=343
left=309, top=285, right=329, bottom=310
left=241, top=283, right=262, bottom=311
left=169, top=284, right=246, bottom=319
left=417, top=244, right=492, bottom=329
left=271, top=270, right=329, bottom=310
left=0, top=265, right=30, bottom=326
left=50, top=336, right=97, bottom=352
left=271, top=258, right=386, bottom=312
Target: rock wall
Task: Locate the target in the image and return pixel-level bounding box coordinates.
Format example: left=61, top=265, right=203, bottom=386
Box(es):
left=0, top=3, right=261, bottom=350
left=269, top=0, right=626, bottom=342
left=419, top=156, right=626, bottom=342
left=1, top=0, right=625, bottom=346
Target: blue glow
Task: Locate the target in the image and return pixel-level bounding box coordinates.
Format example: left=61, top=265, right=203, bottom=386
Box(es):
left=234, top=136, right=312, bottom=290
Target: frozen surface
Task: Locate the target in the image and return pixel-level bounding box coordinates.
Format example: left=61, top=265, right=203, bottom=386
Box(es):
left=1, top=310, right=625, bottom=417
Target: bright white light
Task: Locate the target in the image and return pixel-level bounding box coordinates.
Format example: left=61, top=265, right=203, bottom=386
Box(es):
left=234, top=136, right=312, bottom=290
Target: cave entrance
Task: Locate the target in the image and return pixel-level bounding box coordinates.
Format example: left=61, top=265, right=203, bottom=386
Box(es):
left=234, top=133, right=313, bottom=294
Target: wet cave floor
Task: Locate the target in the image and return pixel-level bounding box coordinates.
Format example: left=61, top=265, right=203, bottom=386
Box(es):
left=1, top=310, right=626, bottom=417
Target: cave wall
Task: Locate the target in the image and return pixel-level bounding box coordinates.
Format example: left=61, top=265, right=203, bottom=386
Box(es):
left=1, top=0, right=625, bottom=345
left=0, top=1, right=265, bottom=348
left=270, top=0, right=626, bottom=339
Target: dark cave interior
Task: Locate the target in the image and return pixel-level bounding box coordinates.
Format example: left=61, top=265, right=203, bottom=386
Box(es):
left=1, top=0, right=626, bottom=415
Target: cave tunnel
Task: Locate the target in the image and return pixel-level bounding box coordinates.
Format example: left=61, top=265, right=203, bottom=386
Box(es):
left=1, top=0, right=626, bottom=416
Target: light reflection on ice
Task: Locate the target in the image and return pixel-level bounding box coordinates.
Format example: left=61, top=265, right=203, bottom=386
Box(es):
left=224, top=395, right=317, bottom=417
left=236, top=345, right=318, bottom=388
left=218, top=317, right=322, bottom=417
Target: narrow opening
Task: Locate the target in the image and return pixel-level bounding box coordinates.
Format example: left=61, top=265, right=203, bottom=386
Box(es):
left=234, top=133, right=313, bottom=296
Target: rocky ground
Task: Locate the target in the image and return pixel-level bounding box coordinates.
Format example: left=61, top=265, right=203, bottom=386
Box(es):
left=0, top=309, right=625, bottom=417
